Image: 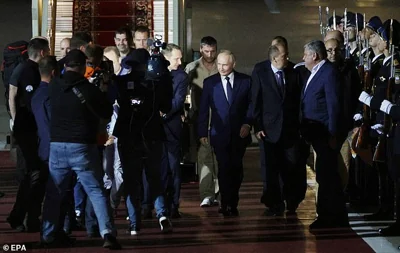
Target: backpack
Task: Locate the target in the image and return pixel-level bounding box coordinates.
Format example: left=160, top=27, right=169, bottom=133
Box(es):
left=1, top=40, right=29, bottom=115
left=1, top=40, right=29, bottom=90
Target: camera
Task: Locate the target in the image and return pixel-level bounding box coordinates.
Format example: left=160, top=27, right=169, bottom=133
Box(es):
left=146, top=34, right=169, bottom=81
left=88, top=60, right=114, bottom=88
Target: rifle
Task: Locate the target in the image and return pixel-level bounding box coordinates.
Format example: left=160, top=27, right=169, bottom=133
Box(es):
left=356, top=39, right=372, bottom=149
left=319, top=6, right=324, bottom=39
left=373, top=23, right=395, bottom=162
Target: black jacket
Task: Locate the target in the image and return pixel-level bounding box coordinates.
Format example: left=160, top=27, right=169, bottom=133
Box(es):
left=252, top=60, right=301, bottom=145
left=49, top=71, right=112, bottom=144
left=112, top=70, right=173, bottom=142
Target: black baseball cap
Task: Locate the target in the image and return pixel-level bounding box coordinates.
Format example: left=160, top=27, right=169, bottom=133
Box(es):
left=64, top=49, right=87, bottom=67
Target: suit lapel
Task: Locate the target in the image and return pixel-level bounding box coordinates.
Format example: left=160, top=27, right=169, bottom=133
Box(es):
left=302, top=64, right=325, bottom=99
left=231, top=71, right=241, bottom=105
left=264, top=64, right=283, bottom=99
left=215, top=77, right=230, bottom=107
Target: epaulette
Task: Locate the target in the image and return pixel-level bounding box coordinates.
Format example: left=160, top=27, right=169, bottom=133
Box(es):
left=294, top=62, right=305, bottom=69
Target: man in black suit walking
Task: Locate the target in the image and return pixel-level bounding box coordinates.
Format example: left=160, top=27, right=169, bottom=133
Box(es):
left=252, top=43, right=302, bottom=216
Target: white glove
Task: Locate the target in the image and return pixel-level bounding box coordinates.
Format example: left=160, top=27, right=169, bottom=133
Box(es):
left=353, top=113, right=363, bottom=121
left=380, top=99, right=394, bottom=115
left=371, top=124, right=384, bottom=135
left=358, top=91, right=373, bottom=106
left=9, top=119, right=13, bottom=131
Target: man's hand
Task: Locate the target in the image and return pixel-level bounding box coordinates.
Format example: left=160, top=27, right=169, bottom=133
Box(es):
left=104, top=136, right=115, bottom=146
left=240, top=125, right=251, bottom=138
left=200, top=137, right=208, bottom=145
left=256, top=131, right=266, bottom=140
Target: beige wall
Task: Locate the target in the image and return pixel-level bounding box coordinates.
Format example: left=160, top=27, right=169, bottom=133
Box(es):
left=189, top=0, right=400, bottom=75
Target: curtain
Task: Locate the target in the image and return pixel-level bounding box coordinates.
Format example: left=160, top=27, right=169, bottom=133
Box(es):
left=73, top=0, right=153, bottom=46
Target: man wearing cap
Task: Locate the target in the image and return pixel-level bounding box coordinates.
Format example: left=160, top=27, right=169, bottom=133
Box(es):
left=374, top=28, right=400, bottom=232
left=328, top=15, right=344, bottom=33
left=41, top=49, right=120, bottom=249
left=343, top=12, right=364, bottom=66
left=359, top=19, right=400, bottom=223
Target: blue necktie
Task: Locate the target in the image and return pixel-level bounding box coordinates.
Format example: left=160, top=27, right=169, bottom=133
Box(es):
left=276, top=70, right=284, bottom=94
left=226, top=76, right=233, bottom=104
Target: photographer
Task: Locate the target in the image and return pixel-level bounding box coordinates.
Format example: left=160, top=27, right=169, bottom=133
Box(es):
left=113, top=48, right=173, bottom=235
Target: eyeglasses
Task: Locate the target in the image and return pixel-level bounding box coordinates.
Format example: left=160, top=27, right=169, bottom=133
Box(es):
left=326, top=48, right=342, bottom=54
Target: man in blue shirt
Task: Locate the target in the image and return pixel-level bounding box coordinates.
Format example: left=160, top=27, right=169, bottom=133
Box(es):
left=31, top=56, right=56, bottom=163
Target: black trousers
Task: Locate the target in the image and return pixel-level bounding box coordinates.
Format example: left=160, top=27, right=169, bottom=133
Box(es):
left=312, top=136, right=347, bottom=221
left=213, top=141, right=246, bottom=209
left=9, top=130, right=47, bottom=227
left=260, top=138, right=301, bottom=208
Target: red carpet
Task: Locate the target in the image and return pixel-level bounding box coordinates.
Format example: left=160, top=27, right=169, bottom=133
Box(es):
left=0, top=150, right=375, bottom=252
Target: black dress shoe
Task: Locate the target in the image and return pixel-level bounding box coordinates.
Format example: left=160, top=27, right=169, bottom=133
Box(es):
left=230, top=207, right=239, bottom=217
left=171, top=210, right=182, bottom=219
left=103, top=234, right=122, bottom=250
left=309, top=218, right=349, bottom=230
left=6, top=217, right=25, bottom=232
left=379, top=223, right=400, bottom=236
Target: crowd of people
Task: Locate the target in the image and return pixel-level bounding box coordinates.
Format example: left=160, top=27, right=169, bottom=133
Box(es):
left=2, top=11, right=400, bottom=250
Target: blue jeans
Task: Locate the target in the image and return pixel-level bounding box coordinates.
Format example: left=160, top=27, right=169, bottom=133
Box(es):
left=119, top=140, right=167, bottom=228
left=42, top=142, right=114, bottom=242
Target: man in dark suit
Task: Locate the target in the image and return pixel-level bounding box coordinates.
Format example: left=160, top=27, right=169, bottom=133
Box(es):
left=301, top=40, right=349, bottom=230
left=160, top=44, right=188, bottom=218
left=198, top=50, right=252, bottom=216
left=252, top=44, right=302, bottom=216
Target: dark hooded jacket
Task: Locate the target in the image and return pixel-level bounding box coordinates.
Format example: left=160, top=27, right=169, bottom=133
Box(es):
left=49, top=71, right=112, bottom=144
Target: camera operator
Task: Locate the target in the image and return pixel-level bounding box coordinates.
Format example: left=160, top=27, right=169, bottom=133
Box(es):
left=113, top=48, right=173, bottom=235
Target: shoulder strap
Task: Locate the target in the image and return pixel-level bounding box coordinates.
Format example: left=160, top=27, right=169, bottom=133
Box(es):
left=71, top=86, right=101, bottom=119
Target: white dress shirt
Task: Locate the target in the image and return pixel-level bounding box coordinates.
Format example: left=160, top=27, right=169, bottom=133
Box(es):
left=220, top=72, right=235, bottom=100
left=372, top=53, right=383, bottom=63
left=304, top=60, right=326, bottom=92
left=383, top=55, right=392, bottom=66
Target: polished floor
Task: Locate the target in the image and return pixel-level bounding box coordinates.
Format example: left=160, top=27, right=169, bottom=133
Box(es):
left=0, top=149, right=398, bottom=252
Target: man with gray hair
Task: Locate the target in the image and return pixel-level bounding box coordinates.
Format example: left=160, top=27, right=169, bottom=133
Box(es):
left=300, top=40, right=348, bottom=230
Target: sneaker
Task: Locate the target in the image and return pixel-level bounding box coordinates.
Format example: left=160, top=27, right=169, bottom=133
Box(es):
left=159, top=216, right=173, bottom=233
left=103, top=233, right=121, bottom=250
left=126, top=225, right=140, bottom=236
left=200, top=197, right=212, bottom=207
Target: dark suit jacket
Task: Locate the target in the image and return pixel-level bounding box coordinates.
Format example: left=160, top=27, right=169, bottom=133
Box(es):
left=163, top=69, right=188, bottom=142
left=301, top=61, right=340, bottom=137
left=197, top=71, right=253, bottom=147
left=252, top=60, right=301, bottom=144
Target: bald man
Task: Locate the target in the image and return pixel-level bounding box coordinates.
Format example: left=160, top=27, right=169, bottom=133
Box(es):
left=60, top=38, right=70, bottom=57
left=324, top=30, right=344, bottom=46
left=325, top=38, right=361, bottom=191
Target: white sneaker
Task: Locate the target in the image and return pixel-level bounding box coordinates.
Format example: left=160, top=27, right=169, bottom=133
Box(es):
left=159, top=216, right=173, bottom=233
left=200, top=197, right=212, bottom=207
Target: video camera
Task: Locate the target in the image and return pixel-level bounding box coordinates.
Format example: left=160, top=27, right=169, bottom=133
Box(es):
left=88, top=59, right=114, bottom=88
left=146, top=34, right=169, bottom=81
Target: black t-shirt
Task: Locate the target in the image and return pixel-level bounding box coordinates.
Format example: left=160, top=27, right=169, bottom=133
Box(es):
left=9, top=59, right=41, bottom=111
